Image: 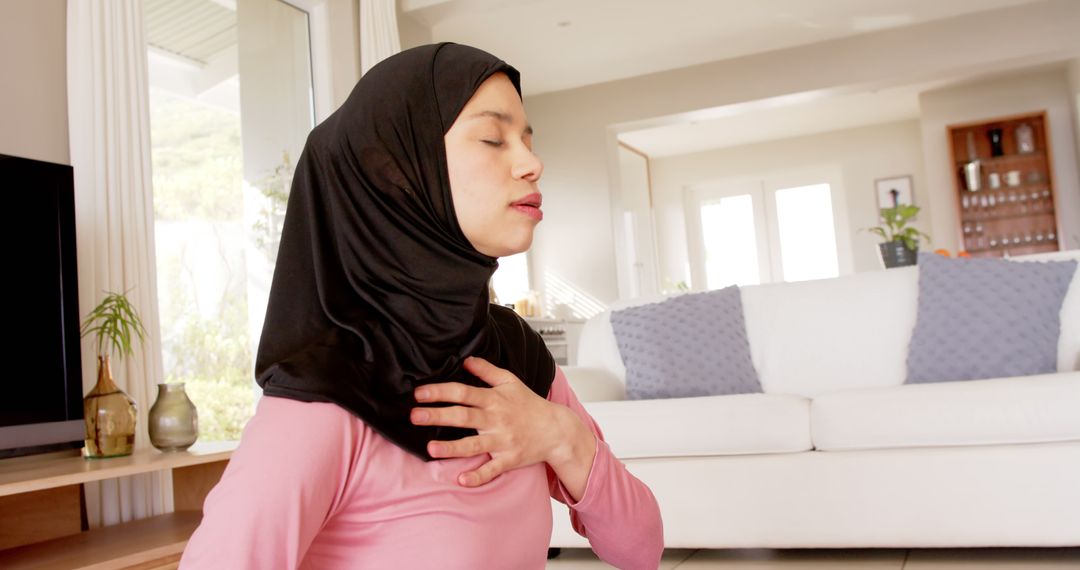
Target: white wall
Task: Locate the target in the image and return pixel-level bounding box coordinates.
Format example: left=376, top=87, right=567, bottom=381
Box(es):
left=1067, top=58, right=1080, bottom=175
left=397, top=2, right=432, bottom=50
left=919, top=67, right=1080, bottom=252
left=0, top=0, right=68, bottom=165
left=524, top=0, right=1080, bottom=304
left=650, top=119, right=928, bottom=283
left=616, top=145, right=659, bottom=299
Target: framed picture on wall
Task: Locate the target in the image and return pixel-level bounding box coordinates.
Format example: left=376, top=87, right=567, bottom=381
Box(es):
left=875, top=175, right=914, bottom=210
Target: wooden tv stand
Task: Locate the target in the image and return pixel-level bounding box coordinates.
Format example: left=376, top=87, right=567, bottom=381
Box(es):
left=0, top=441, right=235, bottom=569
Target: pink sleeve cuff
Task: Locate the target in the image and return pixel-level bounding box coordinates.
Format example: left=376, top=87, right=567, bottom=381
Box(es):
left=554, top=434, right=612, bottom=511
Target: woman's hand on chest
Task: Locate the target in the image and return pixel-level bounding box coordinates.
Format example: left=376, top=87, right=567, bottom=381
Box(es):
left=410, top=356, right=596, bottom=499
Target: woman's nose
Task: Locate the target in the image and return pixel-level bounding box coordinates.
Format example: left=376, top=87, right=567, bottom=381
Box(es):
left=512, top=147, right=543, bottom=182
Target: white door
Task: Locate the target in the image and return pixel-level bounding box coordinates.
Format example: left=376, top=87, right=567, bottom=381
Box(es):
left=686, top=166, right=853, bottom=289
left=685, top=179, right=773, bottom=289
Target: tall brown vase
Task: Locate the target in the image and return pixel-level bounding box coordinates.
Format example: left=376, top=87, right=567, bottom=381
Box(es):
left=83, top=354, right=137, bottom=458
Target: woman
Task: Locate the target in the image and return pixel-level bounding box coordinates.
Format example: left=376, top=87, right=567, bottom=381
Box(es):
left=179, top=42, right=663, bottom=569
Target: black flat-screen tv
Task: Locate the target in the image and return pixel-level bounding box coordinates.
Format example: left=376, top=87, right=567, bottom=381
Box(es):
left=1, top=153, right=85, bottom=459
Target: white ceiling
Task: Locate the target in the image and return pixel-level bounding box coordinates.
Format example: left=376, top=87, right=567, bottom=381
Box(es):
left=401, top=0, right=1052, bottom=156
left=144, top=0, right=1061, bottom=157
left=617, top=79, right=946, bottom=158
left=401, top=0, right=1043, bottom=96
left=144, top=0, right=236, bottom=66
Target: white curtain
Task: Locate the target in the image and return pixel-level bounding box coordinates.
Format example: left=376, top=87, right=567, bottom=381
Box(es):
left=67, top=0, right=171, bottom=528
left=359, top=0, right=401, bottom=76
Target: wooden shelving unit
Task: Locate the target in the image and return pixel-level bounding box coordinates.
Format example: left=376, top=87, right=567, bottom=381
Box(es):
left=0, top=441, right=235, bottom=569
left=948, top=112, right=1062, bottom=257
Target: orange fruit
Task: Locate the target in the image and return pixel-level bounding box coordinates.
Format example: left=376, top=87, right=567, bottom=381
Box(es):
left=934, top=248, right=951, bottom=257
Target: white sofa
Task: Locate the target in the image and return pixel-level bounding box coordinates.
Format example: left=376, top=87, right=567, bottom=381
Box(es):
left=550, top=250, right=1080, bottom=549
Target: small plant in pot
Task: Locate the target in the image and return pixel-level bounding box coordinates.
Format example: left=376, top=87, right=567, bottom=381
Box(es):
left=864, top=204, right=931, bottom=268
left=81, top=288, right=147, bottom=458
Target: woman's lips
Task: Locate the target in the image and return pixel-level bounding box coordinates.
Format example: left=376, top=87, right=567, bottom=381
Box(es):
left=511, top=203, right=543, bottom=221
left=511, top=192, right=543, bottom=221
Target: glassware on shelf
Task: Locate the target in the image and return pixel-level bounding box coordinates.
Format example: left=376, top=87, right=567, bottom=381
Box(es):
left=1015, top=122, right=1035, bottom=154
left=148, top=382, right=199, bottom=452
left=83, top=355, right=137, bottom=458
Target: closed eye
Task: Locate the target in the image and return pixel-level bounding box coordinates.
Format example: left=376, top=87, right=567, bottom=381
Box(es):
left=482, top=140, right=504, bottom=147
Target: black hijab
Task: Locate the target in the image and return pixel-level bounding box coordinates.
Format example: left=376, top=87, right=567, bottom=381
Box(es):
left=254, top=42, right=556, bottom=461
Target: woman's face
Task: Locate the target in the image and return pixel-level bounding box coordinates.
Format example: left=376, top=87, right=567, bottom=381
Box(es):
left=445, top=72, right=543, bottom=258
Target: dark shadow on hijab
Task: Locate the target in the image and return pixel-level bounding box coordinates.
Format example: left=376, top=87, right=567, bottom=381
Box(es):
left=254, top=42, right=556, bottom=461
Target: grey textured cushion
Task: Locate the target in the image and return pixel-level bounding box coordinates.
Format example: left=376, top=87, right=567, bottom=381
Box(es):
left=905, top=253, right=1077, bottom=384
left=609, top=286, right=762, bottom=399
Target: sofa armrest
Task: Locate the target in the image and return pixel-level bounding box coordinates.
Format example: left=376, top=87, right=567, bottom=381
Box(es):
left=561, top=366, right=626, bottom=402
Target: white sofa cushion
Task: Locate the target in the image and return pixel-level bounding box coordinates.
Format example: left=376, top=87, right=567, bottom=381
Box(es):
left=740, top=266, right=919, bottom=397
left=584, top=393, right=812, bottom=459
left=811, top=372, right=1080, bottom=452
left=561, top=366, right=626, bottom=402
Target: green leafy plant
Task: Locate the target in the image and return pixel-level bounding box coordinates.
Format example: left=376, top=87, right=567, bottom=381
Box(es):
left=863, top=204, right=932, bottom=251
left=81, top=288, right=148, bottom=360
left=662, top=277, right=690, bottom=294
left=252, top=150, right=293, bottom=261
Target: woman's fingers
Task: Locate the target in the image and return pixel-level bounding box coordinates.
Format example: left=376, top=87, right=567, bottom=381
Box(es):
left=457, top=456, right=508, bottom=487
left=414, top=357, right=522, bottom=405
left=427, top=434, right=490, bottom=458
left=414, top=381, right=488, bottom=406
left=411, top=405, right=483, bottom=429
left=462, top=356, right=518, bottom=387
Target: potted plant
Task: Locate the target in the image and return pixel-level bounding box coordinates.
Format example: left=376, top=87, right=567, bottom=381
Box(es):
left=863, top=204, right=932, bottom=268
left=81, top=288, right=147, bottom=458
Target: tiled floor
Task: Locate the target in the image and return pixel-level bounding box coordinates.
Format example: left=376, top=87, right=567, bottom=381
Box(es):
left=546, top=547, right=1080, bottom=569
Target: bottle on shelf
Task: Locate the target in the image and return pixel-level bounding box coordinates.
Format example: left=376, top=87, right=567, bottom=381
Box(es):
left=963, top=131, right=981, bottom=191
left=988, top=128, right=1004, bottom=157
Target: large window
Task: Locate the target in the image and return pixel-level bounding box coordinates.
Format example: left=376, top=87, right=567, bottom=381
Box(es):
left=146, top=0, right=314, bottom=441
left=491, top=252, right=531, bottom=309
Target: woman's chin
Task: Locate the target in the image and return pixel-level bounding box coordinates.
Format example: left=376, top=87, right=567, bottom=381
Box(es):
left=481, top=233, right=534, bottom=258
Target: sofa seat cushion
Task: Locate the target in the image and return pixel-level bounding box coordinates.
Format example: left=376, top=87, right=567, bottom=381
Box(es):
left=584, top=393, right=812, bottom=459
left=811, top=372, right=1080, bottom=451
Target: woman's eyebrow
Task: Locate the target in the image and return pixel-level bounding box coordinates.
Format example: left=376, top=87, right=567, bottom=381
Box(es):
left=467, top=110, right=534, bottom=135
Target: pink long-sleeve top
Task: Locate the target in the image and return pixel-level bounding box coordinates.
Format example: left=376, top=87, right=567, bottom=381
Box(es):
left=178, top=365, right=663, bottom=569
